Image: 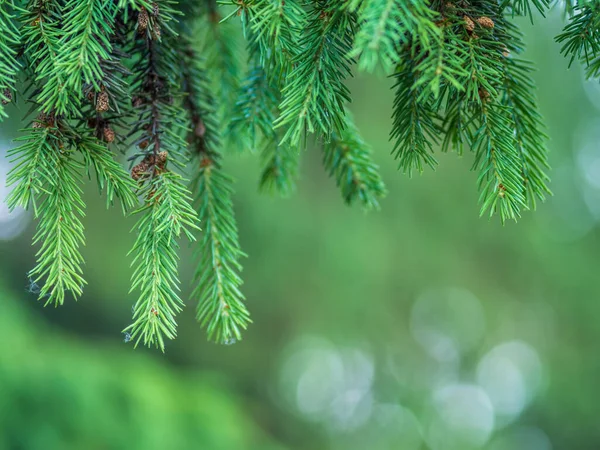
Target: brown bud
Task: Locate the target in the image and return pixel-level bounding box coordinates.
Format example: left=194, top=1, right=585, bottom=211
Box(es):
left=152, top=2, right=160, bottom=17
left=477, top=16, right=494, bottom=29
left=152, top=23, right=161, bottom=40
left=139, top=139, right=149, bottom=150
left=502, top=47, right=510, bottom=58
left=464, top=16, right=475, bottom=32
left=103, top=125, right=116, bottom=143
left=138, top=8, right=149, bottom=32
left=1, top=88, right=13, bottom=105
left=156, top=151, right=168, bottom=166
left=478, top=88, right=490, bottom=102
left=132, top=96, right=144, bottom=108
left=96, top=90, right=110, bottom=112
left=131, top=162, right=148, bottom=181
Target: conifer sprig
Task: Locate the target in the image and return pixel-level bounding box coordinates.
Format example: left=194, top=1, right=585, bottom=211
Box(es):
left=125, top=2, right=201, bottom=349
left=1, top=0, right=570, bottom=350
left=21, top=0, right=71, bottom=114
left=323, top=116, right=387, bottom=210
left=0, top=0, right=21, bottom=118
left=350, top=0, right=440, bottom=73
left=7, top=117, right=86, bottom=306
left=181, top=36, right=251, bottom=344
left=126, top=172, right=199, bottom=351
left=59, top=0, right=117, bottom=97
left=190, top=159, right=250, bottom=344
left=276, top=1, right=356, bottom=145
left=390, top=54, right=440, bottom=175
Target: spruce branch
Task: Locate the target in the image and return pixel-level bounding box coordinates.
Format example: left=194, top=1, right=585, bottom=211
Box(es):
left=181, top=33, right=251, bottom=344
left=323, top=116, right=387, bottom=210
left=556, top=0, right=600, bottom=77
left=126, top=171, right=199, bottom=351
left=195, top=5, right=242, bottom=127
left=501, top=0, right=549, bottom=21
left=390, top=53, right=440, bottom=175
left=473, top=104, right=527, bottom=222
left=21, top=0, right=71, bottom=115
left=500, top=22, right=551, bottom=208
left=0, top=0, right=21, bottom=118
left=276, top=1, right=356, bottom=145
left=125, top=2, right=200, bottom=349
left=7, top=116, right=86, bottom=305
left=190, top=157, right=250, bottom=344
left=58, top=0, right=117, bottom=97
left=222, top=0, right=305, bottom=79
left=350, top=0, right=440, bottom=73
left=228, top=65, right=278, bottom=153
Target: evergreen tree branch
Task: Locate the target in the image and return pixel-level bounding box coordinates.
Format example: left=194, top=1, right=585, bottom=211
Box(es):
left=390, top=51, right=440, bottom=174
left=323, top=115, right=387, bottom=210
left=276, top=1, right=356, bottom=145
left=125, top=2, right=200, bottom=349
left=126, top=171, right=199, bottom=351
left=180, top=34, right=251, bottom=344
left=58, top=0, right=117, bottom=97
left=350, top=0, right=440, bottom=73
left=7, top=115, right=86, bottom=305
left=0, top=0, right=21, bottom=118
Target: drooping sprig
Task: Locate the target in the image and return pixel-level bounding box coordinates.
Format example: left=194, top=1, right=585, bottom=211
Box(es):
left=276, top=0, right=356, bottom=145
left=350, top=0, right=440, bottom=73
left=181, top=31, right=251, bottom=344
left=0, top=0, right=21, bottom=118
left=323, top=115, right=387, bottom=210
left=124, top=2, right=200, bottom=350
left=6, top=114, right=135, bottom=305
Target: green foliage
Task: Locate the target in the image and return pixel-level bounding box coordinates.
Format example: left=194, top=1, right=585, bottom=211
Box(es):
left=4, top=0, right=590, bottom=349
left=0, top=0, right=21, bottom=119
left=191, top=160, right=250, bottom=344
left=126, top=172, right=199, bottom=351
left=59, top=0, right=117, bottom=97
left=350, top=0, right=440, bottom=73
left=276, top=1, right=356, bottom=145
left=323, top=116, right=387, bottom=210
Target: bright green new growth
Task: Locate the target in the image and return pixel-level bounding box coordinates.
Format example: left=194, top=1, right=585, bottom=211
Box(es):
left=1, top=0, right=590, bottom=350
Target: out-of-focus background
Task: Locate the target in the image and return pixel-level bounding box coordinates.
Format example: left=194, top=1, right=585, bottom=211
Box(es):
left=1, top=11, right=599, bottom=450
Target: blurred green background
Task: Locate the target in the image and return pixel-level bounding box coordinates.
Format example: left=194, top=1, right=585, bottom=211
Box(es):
left=1, top=11, right=599, bottom=450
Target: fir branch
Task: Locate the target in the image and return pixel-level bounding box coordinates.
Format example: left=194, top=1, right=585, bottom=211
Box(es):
left=556, top=1, right=600, bottom=76
left=126, top=2, right=200, bottom=349
left=126, top=172, right=199, bottom=351
left=228, top=65, right=278, bottom=152
left=472, top=104, right=527, bottom=222
left=7, top=117, right=86, bottom=305
left=195, top=7, right=242, bottom=126
left=350, top=0, right=440, bottom=73
left=500, top=22, right=551, bottom=208
left=223, top=0, right=305, bottom=79
left=276, top=1, right=356, bottom=145
left=390, top=53, right=439, bottom=175
left=0, top=0, right=21, bottom=118
left=58, top=0, right=117, bottom=97
left=259, top=140, right=299, bottom=196
left=190, top=157, right=250, bottom=344
left=180, top=33, right=251, bottom=344
left=501, top=0, right=549, bottom=21
left=323, top=116, right=387, bottom=210
left=21, top=0, right=75, bottom=115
